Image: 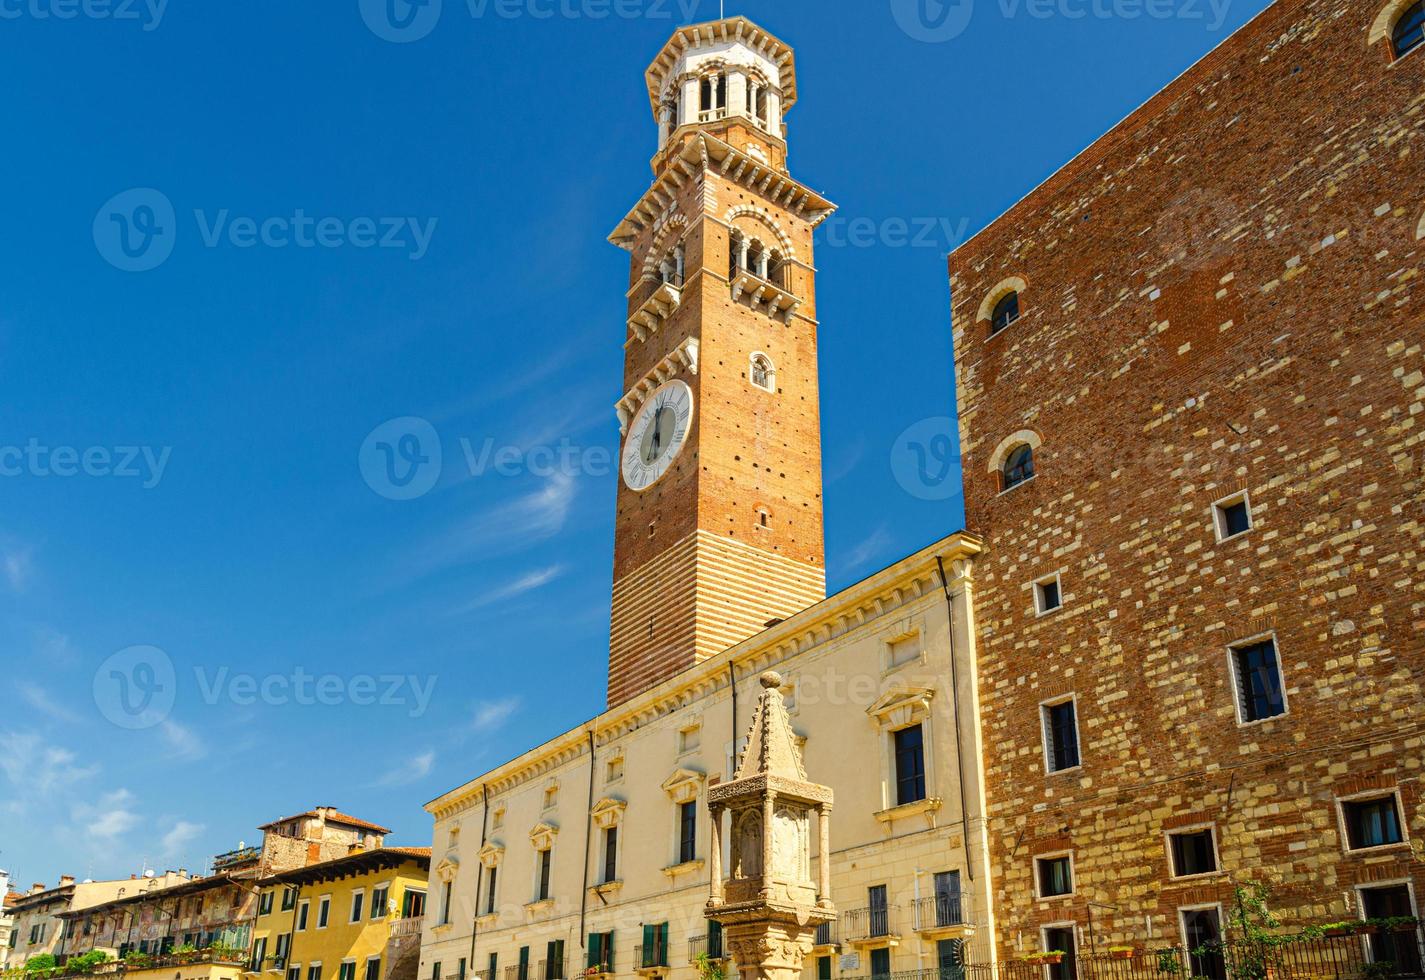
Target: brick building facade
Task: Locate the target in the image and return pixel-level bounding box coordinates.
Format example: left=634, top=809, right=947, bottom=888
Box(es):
left=947, top=0, right=1424, bottom=963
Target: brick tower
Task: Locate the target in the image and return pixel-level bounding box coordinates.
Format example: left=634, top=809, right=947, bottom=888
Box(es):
left=606, top=18, right=836, bottom=707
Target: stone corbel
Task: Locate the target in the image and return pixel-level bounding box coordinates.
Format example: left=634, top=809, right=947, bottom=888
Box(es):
left=591, top=797, right=627, bottom=830
left=660, top=768, right=706, bottom=805
left=477, top=842, right=504, bottom=870
left=865, top=686, right=936, bottom=731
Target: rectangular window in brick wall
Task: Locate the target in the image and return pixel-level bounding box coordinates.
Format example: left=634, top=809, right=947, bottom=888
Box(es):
left=1342, top=796, right=1405, bottom=850
left=1231, top=639, right=1286, bottom=722
left=1169, top=828, right=1219, bottom=877
left=1042, top=699, right=1080, bottom=772
left=1037, top=855, right=1074, bottom=898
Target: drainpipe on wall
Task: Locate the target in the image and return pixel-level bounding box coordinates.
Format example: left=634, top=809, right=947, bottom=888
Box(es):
left=935, top=555, right=975, bottom=883
left=579, top=730, right=597, bottom=950
left=467, top=784, right=489, bottom=978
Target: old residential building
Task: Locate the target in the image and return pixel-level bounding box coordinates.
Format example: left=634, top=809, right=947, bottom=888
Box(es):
left=947, top=0, right=1425, bottom=967
left=54, top=808, right=393, bottom=972
left=250, top=846, right=430, bottom=980
left=4, top=874, right=190, bottom=969
left=422, top=17, right=991, bottom=980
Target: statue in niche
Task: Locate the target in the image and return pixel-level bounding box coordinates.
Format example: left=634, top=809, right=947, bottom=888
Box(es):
left=734, top=809, right=762, bottom=879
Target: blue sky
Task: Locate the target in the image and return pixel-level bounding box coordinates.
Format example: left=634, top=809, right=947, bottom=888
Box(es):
left=0, top=0, right=1267, bottom=885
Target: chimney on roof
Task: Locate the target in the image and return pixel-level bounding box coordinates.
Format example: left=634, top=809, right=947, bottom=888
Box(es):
left=31, top=883, right=45, bottom=895
left=59, top=876, right=75, bottom=887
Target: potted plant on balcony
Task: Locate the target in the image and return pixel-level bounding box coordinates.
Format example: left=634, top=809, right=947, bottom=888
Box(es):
left=1023, top=951, right=1066, bottom=966
left=1382, top=917, right=1419, bottom=934
left=1109, top=947, right=1136, bottom=961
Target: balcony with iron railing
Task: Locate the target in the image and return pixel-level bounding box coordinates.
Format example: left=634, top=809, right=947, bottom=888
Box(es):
left=814, top=921, right=840, bottom=951
left=842, top=905, right=900, bottom=947
left=912, top=895, right=976, bottom=939
left=211, top=846, right=261, bottom=870
left=635, top=943, right=671, bottom=974
left=687, top=934, right=725, bottom=963
left=536, top=959, right=566, bottom=980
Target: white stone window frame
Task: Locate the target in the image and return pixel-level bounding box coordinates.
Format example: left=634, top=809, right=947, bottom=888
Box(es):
left=661, top=768, right=707, bottom=872
left=880, top=618, right=927, bottom=676
left=542, top=780, right=560, bottom=812
left=591, top=799, right=627, bottom=886
left=1033, top=572, right=1064, bottom=618
left=1226, top=631, right=1290, bottom=728
left=988, top=430, right=1042, bottom=496
left=605, top=749, right=626, bottom=787
left=1371, top=0, right=1425, bottom=61
left=348, top=888, right=366, bottom=925
left=316, top=895, right=332, bottom=931
left=1032, top=851, right=1076, bottom=901
left=1335, top=787, right=1411, bottom=855
left=866, top=686, right=939, bottom=815
left=1211, top=489, right=1254, bottom=543
left=1176, top=905, right=1226, bottom=963
left=477, top=843, right=504, bottom=919
left=370, top=881, right=393, bottom=920
left=296, top=899, right=311, bottom=932
left=977, top=276, right=1028, bottom=338
left=1354, top=879, right=1420, bottom=960
left=490, top=804, right=505, bottom=832
left=748, top=351, right=776, bottom=393
left=1163, top=823, right=1223, bottom=880
left=364, top=956, right=382, bottom=980
left=677, top=719, right=702, bottom=757
left=1038, top=922, right=1080, bottom=965
left=527, top=822, right=559, bottom=904
left=1039, top=694, right=1082, bottom=777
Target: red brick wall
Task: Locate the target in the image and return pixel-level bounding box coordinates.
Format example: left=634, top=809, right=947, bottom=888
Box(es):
left=948, top=0, right=1424, bottom=956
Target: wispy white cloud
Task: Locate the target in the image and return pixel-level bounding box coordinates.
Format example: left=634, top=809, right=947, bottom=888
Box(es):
left=160, top=721, right=208, bottom=762
left=0, top=733, right=99, bottom=797
left=470, top=698, right=520, bottom=733
left=76, top=789, right=141, bottom=841
left=404, top=473, right=576, bottom=580
left=373, top=750, right=436, bottom=787
left=452, top=565, right=566, bottom=615
left=160, top=820, right=204, bottom=858
left=18, top=683, right=84, bottom=724
left=839, top=525, right=894, bottom=575
left=1, top=545, right=33, bottom=590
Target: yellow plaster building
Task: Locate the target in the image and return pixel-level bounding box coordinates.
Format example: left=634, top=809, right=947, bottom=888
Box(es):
left=252, top=848, right=431, bottom=980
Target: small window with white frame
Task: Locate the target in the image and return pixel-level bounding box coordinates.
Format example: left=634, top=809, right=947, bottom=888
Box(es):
left=1035, top=853, right=1074, bottom=899
left=1166, top=826, right=1220, bottom=878
left=1041, top=696, right=1081, bottom=773
left=1034, top=574, right=1063, bottom=616
left=678, top=723, right=701, bottom=755
left=1339, top=791, right=1407, bottom=852
left=1228, top=635, right=1287, bottom=724
left=749, top=353, right=776, bottom=392
left=1213, top=490, right=1254, bottom=542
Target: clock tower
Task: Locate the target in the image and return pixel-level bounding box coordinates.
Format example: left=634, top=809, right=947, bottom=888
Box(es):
left=606, top=17, right=835, bottom=707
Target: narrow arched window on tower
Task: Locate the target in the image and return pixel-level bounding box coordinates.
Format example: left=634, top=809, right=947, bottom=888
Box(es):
left=1002, top=444, right=1036, bottom=491
left=750, top=354, right=775, bottom=392
left=1394, top=0, right=1425, bottom=58
left=990, top=291, right=1020, bottom=335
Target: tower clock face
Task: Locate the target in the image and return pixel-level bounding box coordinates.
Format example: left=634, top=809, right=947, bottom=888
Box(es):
left=622, top=380, right=694, bottom=492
